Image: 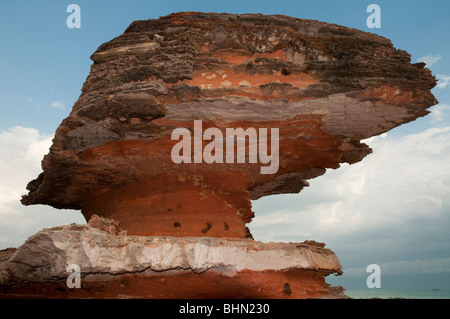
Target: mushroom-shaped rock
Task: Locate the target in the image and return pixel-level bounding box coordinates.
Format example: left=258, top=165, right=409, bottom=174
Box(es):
left=22, top=12, right=437, bottom=239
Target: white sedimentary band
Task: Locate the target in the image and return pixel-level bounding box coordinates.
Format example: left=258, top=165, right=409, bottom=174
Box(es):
left=0, top=224, right=342, bottom=283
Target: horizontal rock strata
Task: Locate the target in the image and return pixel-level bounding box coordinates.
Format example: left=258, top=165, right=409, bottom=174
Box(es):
left=0, top=222, right=344, bottom=299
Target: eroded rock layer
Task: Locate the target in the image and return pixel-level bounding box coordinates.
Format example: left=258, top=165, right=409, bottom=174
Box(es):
left=0, top=221, right=344, bottom=299
left=22, top=12, right=436, bottom=237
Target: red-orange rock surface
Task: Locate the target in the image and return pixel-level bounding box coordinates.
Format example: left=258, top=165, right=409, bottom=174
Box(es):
left=8, top=12, right=437, bottom=299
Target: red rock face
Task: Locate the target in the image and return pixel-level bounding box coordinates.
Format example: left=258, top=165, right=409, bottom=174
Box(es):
left=79, top=116, right=341, bottom=237
left=82, top=173, right=254, bottom=238
left=0, top=270, right=340, bottom=299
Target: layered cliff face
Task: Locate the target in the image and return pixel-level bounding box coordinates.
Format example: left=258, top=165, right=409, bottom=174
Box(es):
left=3, top=12, right=437, bottom=299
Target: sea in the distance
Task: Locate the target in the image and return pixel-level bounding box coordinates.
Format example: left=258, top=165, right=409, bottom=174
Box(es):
left=345, top=289, right=450, bottom=299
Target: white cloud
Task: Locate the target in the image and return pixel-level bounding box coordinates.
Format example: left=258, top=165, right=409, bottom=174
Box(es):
left=251, top=126, right=450, bottom=264
left=0, top=126, right=85, bottom=249
left=417, top=54, right=442, bottom=67
left=436, top=74, right=450, bottom=89
left=51, top=100, right=65, bottom=109
left=0, top=127, right=51, bottom=204
left=429, top=104, right=450, bottom=124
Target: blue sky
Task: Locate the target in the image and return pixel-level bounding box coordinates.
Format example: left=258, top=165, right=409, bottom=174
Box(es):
left=1, top=0, right=450, bottom=292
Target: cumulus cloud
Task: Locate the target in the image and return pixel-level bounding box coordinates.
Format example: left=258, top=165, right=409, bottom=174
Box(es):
left=437, top=74, right=450, bottom=89
left=429, top=104, right=450, bottom=124
left=417, top=54, right=441, bottom=67
left=253, top=126, right=450, bottom=235
left=0, top=126, right=85, bottom=249
left=0, top=127, right=51, bottom=203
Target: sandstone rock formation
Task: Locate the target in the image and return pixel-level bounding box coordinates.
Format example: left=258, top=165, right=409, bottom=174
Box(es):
left=21, top=12, right=436, bottom=238
left=0, top=221, right=343, bottom=298
left=1, top=12, right=437, bottom=299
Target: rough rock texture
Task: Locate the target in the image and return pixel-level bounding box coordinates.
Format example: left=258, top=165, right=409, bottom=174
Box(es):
left=87, top=213, right=128, bottom=236
left=21, top=12, right=436, bottom=238
left=9, top=12, right=437, bottom=299
left=0, top=222, right=344, bottom=299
